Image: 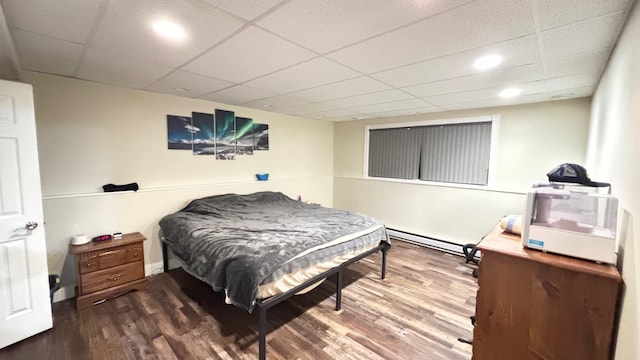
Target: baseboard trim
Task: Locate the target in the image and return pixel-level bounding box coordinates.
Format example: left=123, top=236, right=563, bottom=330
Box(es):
left=146, top=262, right=164, bottom=277
left=145, top=259, right=182, bottom=276
left=387, top=228, right=480, bottom=259
left=52, top=285, right=74, bottom=303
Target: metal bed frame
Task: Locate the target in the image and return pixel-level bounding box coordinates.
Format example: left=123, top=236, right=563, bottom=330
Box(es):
left=162, top=241, right=390, bottom=360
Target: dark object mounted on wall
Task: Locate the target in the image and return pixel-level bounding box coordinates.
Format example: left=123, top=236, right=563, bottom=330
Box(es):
left=102, top=182, right=139, bottom=192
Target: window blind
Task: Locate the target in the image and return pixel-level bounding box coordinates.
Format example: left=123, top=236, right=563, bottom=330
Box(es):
left=368, top=121, right=492, bottom=185
left=368, top=127, right=421, bottom=179
left=419, top=122, right=491, bottom=185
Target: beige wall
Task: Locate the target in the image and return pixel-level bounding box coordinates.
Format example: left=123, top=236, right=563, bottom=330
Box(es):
left=587, top=0, right=640, bottom=358
left=25, top=72, right=334, bottom=301
left=334, top=99, right=591, bottom=245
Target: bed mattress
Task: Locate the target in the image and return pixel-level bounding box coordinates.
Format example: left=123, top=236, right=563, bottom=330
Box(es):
left=159, top=191, right=390, bottom=312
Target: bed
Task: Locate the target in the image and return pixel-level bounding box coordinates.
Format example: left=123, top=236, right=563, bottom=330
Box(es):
left=159, top=191, right=391, bottom=360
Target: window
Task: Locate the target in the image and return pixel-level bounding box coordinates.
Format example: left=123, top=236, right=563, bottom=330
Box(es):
left=365, top=116, right=498, bottom=186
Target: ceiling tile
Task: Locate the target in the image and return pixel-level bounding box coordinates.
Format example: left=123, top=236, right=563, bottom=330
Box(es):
left=546, top=86, right=594, bottom=100
left=2, top=0, right=102, bottom=43
left=372, top=35, right=541, bottom=88
left=348, top=99, right=433, bottom=114
left=292, top=76, right=391, bottom=103
left=362, top=106, right=443, bottom=119
left=545, top=48, right=610, bottom=78
left=257, top=0, right=471, bottom=53
left=424, top=80, right=547, bottom=106
left=304, top=109, right=362, bottom=120
left=545, top=73, right=599, bottom=92
left=183, top=26, right=315, bottom=83
left=201, top=0, right=283, bottom=20
left=201, top=84, right=279, bottom=105
left=76, top=47, right=173, bottom=89
left=243, top=57, right=360, bottom=93
left=402, top=63, right=544, bottom=98
left=11, top=30, right=84, bottom=76
left=91, top=0, right=246, bottom=67
left=279, top=102, right=337, bottom=116
left=145, top=70, right=234, bottom=98
left=242, top=94, right=311, bottom=110
left=2, top=0, right=631, bottom=120
left=320, top=90, right=415, bottom=110
left=440, top=93, right=549, bottom=111
left=536, top=0, right=630, bottom=31
left=541, top=11, right=627, bottom=59
left=328, top=0, right=535, bottom=74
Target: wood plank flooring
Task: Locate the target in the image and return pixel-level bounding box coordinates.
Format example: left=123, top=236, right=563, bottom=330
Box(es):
left=0, top=240, right=478, bottom=360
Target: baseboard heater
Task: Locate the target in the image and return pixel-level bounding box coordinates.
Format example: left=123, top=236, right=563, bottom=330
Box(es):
left=387, top=228, right=481, bottom=259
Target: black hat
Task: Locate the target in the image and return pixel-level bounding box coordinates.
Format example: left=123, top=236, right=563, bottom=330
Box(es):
left=546, top=163, right=610, bottom=188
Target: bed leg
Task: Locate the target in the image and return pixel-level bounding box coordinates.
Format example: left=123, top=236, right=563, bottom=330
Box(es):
left=336, top=270, right=343, bottom=311
left=162, top=241, right=169, bottom=272
left=259, top=308, right=267, bottom=360
left=381, top=246, right=389, bottom=280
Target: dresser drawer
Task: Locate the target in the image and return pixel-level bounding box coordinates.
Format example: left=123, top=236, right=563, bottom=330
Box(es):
left=81, top=261, right=144, bottom=294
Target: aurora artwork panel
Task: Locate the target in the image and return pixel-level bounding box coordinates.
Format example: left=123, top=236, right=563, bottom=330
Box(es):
left=215, top=109, right=236, bottom=160
left=167, top=115, right=193, bottom=150
left=253, top=123, right=269, bottom=150
left=191, top=112, right=215, bottom=155
left=235, top=116, right=254, bottom=155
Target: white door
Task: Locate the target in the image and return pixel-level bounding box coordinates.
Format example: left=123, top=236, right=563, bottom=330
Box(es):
left=0, top=79, right=52, bottom=348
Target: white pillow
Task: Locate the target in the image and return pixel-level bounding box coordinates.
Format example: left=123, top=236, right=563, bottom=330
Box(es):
left=500, top=215, right=522, bottom=235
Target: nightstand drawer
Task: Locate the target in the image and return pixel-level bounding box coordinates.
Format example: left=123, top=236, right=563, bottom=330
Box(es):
left=78, top=257, right=99, bottom=274
left=81, top=261, right=144, bottom=294
left=126, top=246, right=143, bottom=263
left=98, top=248, right=128, bottom=269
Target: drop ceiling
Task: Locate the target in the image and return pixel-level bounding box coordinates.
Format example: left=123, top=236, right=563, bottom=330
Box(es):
left=0, top=0, right=633, bottom=121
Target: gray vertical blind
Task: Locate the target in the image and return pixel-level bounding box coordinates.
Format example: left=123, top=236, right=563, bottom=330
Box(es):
left=368, top=127, right=421, bottom=179
left=368, top=121, right=492, bottom=185
left=419, top=122, right=491, bottom=185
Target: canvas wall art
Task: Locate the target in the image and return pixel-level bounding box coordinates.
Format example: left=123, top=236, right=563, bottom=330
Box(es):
left=191, top=112, right=215, bottom=155
left=215, top=109, right=236, bottom=160
left=253, top=123, right=269, bottom=150
left=167, top=115, right=193, bottom=150
left=235, top=116, right=254, bottom=155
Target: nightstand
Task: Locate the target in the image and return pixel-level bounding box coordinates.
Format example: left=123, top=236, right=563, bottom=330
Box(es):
left=70, top=232, right=148, bottom=309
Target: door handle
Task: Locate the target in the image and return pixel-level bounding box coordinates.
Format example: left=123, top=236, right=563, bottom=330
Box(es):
left=25, top=221, right=38, bottom=230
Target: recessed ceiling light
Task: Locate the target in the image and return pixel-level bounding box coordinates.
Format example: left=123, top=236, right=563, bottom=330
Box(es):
left=175, top=87, right=189, bottom=92
left=499, top=88, right=521, bottom=98
left=411, top=111, right=421, bottom=114
left=262, top=104, right=273, bottom=108
left=474, top=54, right=503, bottom=70
left=353, top=116, right=365, bottom=120
left=152, top=20, right=187, bottom=41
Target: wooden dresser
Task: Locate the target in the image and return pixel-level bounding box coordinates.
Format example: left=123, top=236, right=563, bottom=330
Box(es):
left=70, top=232, right=148, bottom=309
left=473, top=225, right=621, bottom=360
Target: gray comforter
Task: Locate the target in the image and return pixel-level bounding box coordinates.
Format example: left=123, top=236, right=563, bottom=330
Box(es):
left=159, top=191, right=390, bottom=312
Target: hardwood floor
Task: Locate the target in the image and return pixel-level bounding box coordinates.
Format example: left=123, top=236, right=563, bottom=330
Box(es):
left=0, top=240, right=478, bottom=360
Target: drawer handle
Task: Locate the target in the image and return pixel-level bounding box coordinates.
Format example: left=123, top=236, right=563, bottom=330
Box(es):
left=133, top=252, right=139, bottom=257
left=86, top=263, right=93, bottom=267
left=108, top=273, right=122, bottom=281
left=100, top=250, right=124, bottom=257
